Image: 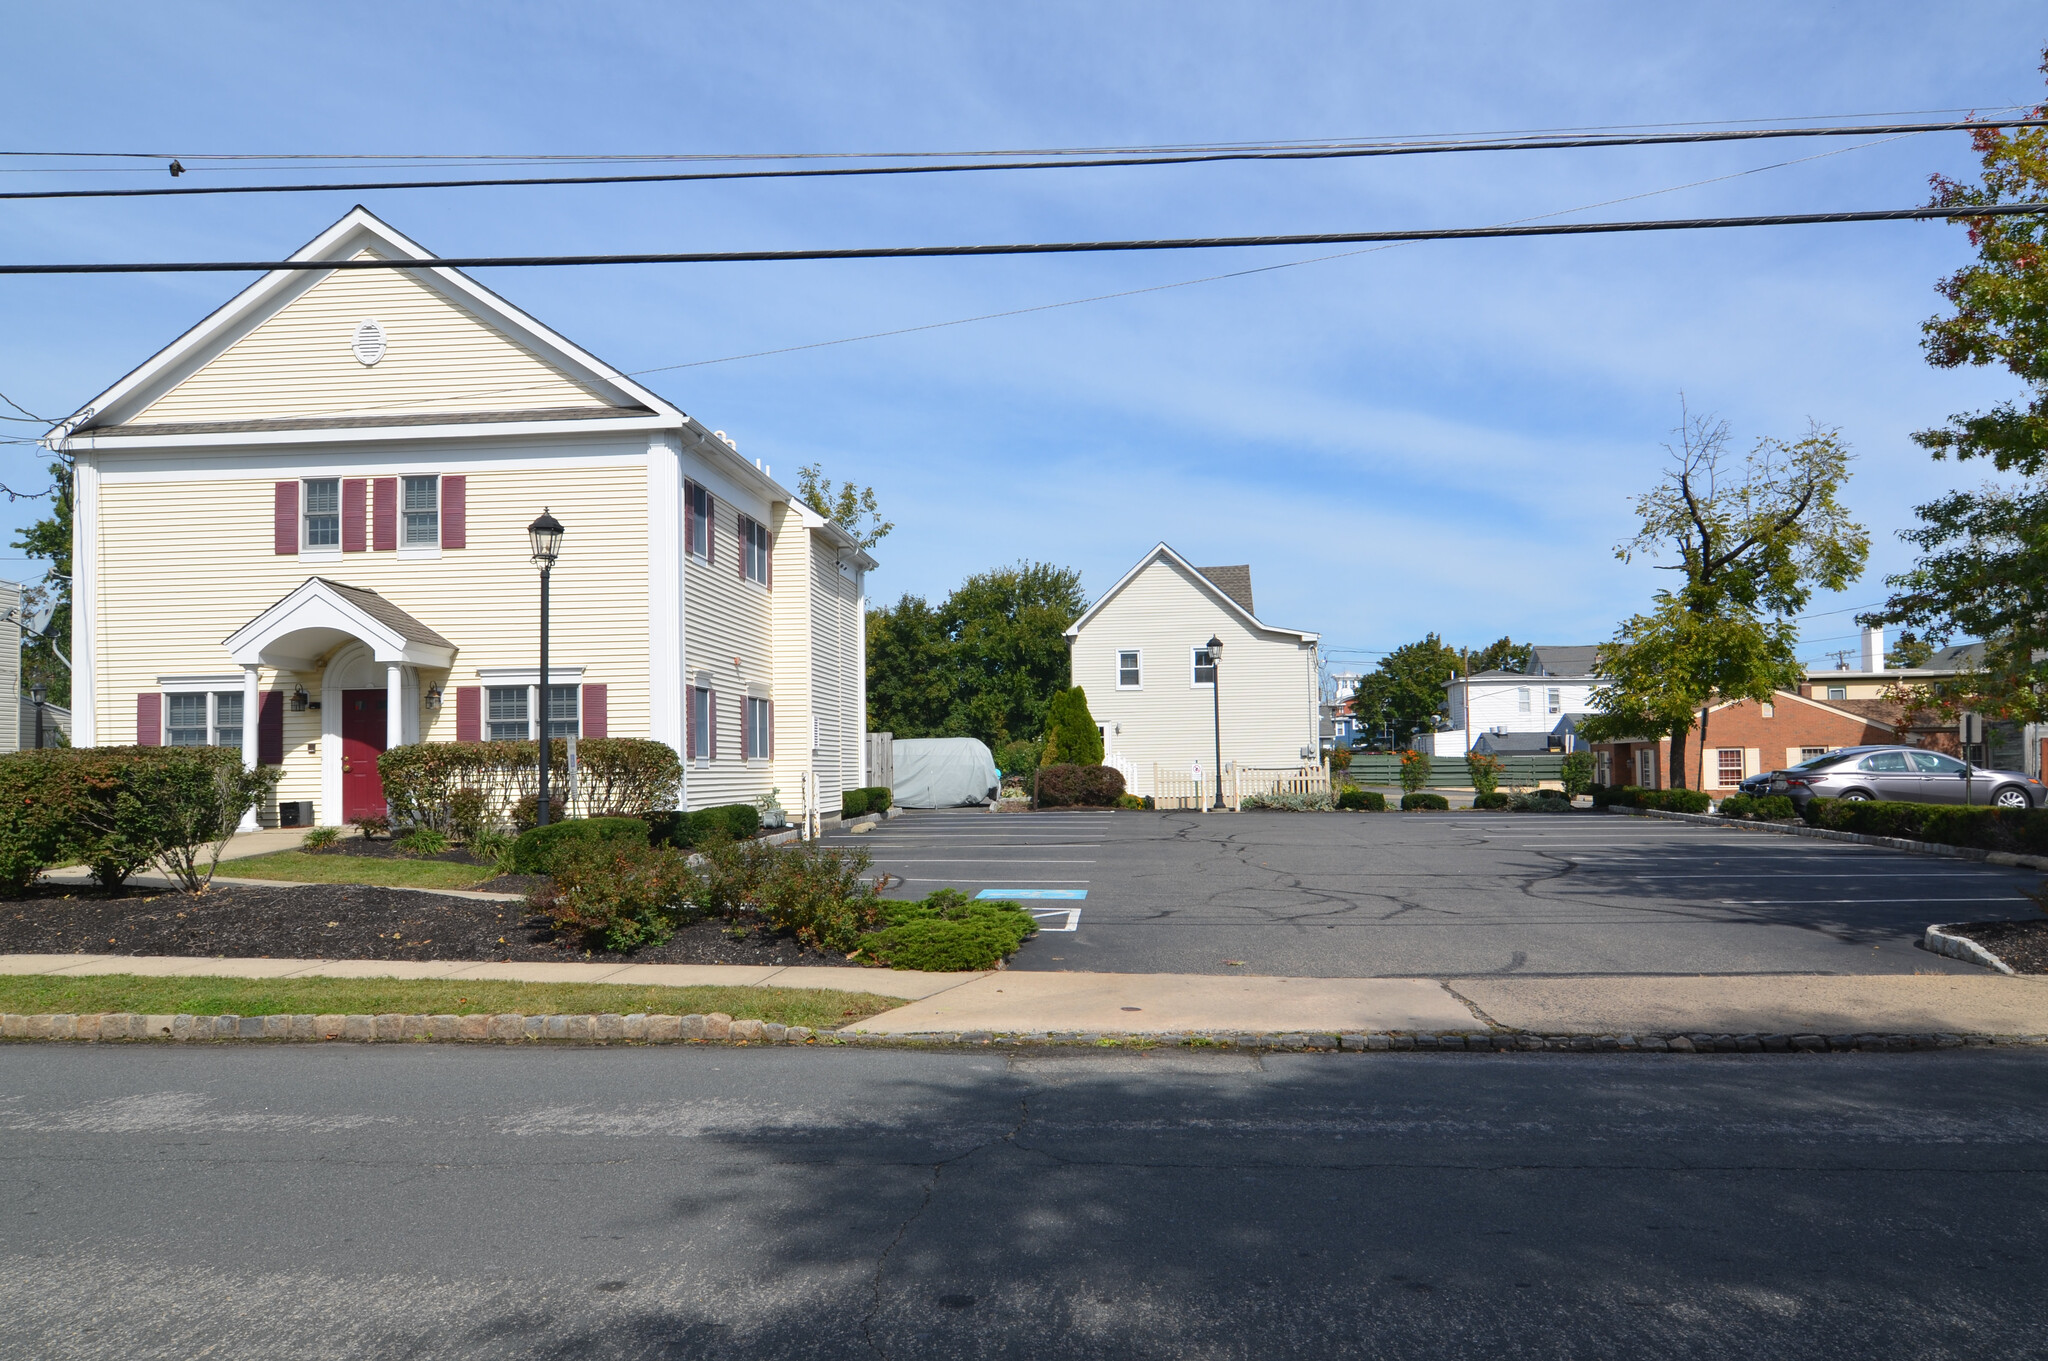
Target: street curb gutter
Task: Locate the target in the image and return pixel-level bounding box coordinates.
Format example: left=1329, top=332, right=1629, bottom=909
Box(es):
left=1611, top=806, right=2048, bottom=871
left=1924, top=924, right=2018, bottom=975
left=5, top=1011, right=2047, bottom=1054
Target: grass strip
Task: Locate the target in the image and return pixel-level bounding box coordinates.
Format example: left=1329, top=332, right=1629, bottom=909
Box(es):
left=0, top=975, right=897, bottom=1029
left=220, top=849, right=497, bottom=890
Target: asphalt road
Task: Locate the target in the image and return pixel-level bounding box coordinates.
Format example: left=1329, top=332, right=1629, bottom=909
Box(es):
left=853, top=808, right=2036, bottom=976
left=5, top=1044, right=2044, bottom=1359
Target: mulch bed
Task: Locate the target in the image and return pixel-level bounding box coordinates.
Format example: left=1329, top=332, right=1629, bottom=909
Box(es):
left=0, top=882, right=843, bottom=967
left=1943, top=919, right=2048, bottom=974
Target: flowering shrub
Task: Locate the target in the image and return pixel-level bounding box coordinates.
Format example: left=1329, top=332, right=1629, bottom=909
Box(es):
left=1242, top=790, right=1336, bottom=811
left=1399, top=749, right=1432, bottom=793
left=1466, top=752, right=1502, bottom=796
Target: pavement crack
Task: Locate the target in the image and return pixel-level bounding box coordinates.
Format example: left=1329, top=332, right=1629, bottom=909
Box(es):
left=1439, top=980, right=1509, bottom=1031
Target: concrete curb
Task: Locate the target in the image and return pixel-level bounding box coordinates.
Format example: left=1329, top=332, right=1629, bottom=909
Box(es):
left=6, top=1011, right=2048, bottom=1053
left=1609, top=805, right=2048, bottom=870
left=1924, top=924, right=2018, bottom=976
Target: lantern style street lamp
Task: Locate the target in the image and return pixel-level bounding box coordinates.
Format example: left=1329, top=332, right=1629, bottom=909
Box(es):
left=30, top=683, right=45, bottom=751
left=1206, top=635, right=1224, bottom=811
left=529, top=509, right=565, bottom=826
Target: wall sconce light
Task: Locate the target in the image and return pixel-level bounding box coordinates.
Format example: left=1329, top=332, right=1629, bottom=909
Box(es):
left=423, top=685, right=443, bottom=712
left=290, top=685, right=310, bottom=712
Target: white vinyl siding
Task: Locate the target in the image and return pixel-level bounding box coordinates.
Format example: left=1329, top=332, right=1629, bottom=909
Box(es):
left=683, top=480, right=773, bottom=807
left=133, top=254, right=616, bottom=423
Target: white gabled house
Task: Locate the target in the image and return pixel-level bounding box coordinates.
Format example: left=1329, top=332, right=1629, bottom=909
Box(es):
left=1064, top=544, right=1320, bottom=797
left=48, top=206, right=874, bottom=826
left=1418, top=645, right=1604, bottom=757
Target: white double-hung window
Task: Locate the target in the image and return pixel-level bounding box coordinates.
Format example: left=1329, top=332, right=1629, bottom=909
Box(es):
left=739, top=515, right=771, bottom=585
left=1546, top=687, right=1562, bottom=715
left=166, top=691, right=243, bottom=748
left=1191, top=646, right=1216, bottom=687
left=402, top=475, right=440, bottom=546
left=1117, top=650, right=1142, bottom=688
left=487, top=684, right=579, bottom=740
left=303, top=478, right=341, bottom=549
left=1517, top=687, right=1532, bottom=714
left=745, top=696, right=772, bottom=758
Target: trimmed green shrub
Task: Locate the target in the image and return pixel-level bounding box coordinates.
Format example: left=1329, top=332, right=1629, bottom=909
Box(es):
left=646, top=804, right=763, bottom=848
left=1401, top=792, right=1450, bottom=811
left=509, top=816, right=652, bottom=874
left=1471, top=791, right=1511, bottom=810
left=842, top=788, right=870, bottom=818
left=1040, top=688, right=1103, bottom=767
left=696, top=834, right=882, bottom=952
left=532, top=838, right=702, bottom=953
left=1399, top=750, right=1431, bottom=793
left=1560, top=751, right=1595, bottom=799
left=1509, top=790, right=1572, bottom=813
left=1796, top=797, right=2048, bottom=855
left=856, top=888, right=1038, bottom=971
left=1337, top=787, right=1386, bottom=811
left=1036, top=763, right=1126, bottom=807
left=1243, top=790, right=1336, bottom=811
left=1642, top=788, right=1711, bottom=814
left=996, top=737, right=1044, bottom=781
left=1754, top=794, right=1796, bottom=821
left=380, top=737, right=682, bottom=836
left=1115, top=792, right=1145, bottom=809
left=1466, top=752, right=1503, bottom=796
left=859, top=786, right=892, bottom=814
left=1590, top=783, right=1635, bottom=809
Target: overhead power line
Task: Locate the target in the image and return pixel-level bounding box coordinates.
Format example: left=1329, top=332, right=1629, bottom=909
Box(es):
left=2, top=117, right=2041, bottom=202
left=5, top=201, right=2043, bottom=276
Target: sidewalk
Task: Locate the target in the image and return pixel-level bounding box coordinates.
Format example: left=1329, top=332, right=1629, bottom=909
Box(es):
left=7, top=954, right=2047, bottom=1036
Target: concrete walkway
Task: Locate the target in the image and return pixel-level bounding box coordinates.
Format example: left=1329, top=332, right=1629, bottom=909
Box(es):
left=7, top=953, right=2047, bottom=1035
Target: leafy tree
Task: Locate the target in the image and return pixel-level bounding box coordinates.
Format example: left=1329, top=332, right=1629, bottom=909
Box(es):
left=1041, top=687, right=1103, bottom=766
left=866, top=561, right=1087, bottom=748
left=1886, top=631, right=1937, bottom=669
left=1588, top=407, right=1866, bottom=788
left=796, top=463, right=893, bottom=550
left=1350, top=634, right=1461, bottom=747
left=11, top=458, right=70, bottom=706
left=1869, top=64, right=2048, bottom=718
left=1459, top=637, right=1530, bottom=674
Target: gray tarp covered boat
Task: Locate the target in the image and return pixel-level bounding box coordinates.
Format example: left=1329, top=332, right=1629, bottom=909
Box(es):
left=890, top=737, right=1000, bottom=808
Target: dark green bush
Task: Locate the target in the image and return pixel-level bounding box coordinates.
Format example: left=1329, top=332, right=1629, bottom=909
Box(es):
left=1717, top=793, right=1757, bottom=818
left=1590, top=783, right=1636, bottom=809
left=1560, top=751, right=1596, bottom=798
left=845, top=786, right=891, bottom=815
left=995, top=737, right=1044, bottom=781
left=695, top=834, right=882, bottom=952
left=1796, top=798, right=2048, bottom=855
left=381, top=737, right=682, bottom=836
left=841, top=788, right=870, bottom=818
left=646, top=803, right=763, bottom=848
left=1754, top=794, right=1797, bottom=820
left=1642, top=788, right=1711, bottom=814
left=1509, top=790, right=1572, bottom=813
left=509, top=816, right=652, bottom=874
left=1401, top=792, right=1450, bottom=811
left=531, top=838, right=702, bottom=953
left=1115, top=792, right=1145, bottom=810
left=1471, top=791, right=1511, bottom=810
left=856, top=888, right=1038, bottom=971
left=1337, top=787, right=1386, bottom=811
left=1041, top=688, right=1103, bottom=766
left=1036, top=763, right=1126, bottom=807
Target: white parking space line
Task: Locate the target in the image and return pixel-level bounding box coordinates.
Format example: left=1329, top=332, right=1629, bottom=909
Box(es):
left=1719, top=896, right=2029, bottom=904
left=1028, top=908, right=1082, bottom=931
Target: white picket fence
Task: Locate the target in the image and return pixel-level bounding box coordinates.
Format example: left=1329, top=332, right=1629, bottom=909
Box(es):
left=1150, top=761, right=1331, bottom=811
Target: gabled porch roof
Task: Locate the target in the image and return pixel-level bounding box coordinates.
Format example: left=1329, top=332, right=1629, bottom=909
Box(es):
left=223, top=577, right=456, bottom=670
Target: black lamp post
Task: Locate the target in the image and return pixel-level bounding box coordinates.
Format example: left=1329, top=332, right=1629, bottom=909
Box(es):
left=30, top=683, right=45, bottom=751
left=1206, top=635, right=1224, bottom=811
left=528, top=508, right=565, bottom=826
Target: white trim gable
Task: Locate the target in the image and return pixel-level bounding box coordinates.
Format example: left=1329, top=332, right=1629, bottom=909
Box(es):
left=1065, top=542, right=1318, bottom=643
left=224, top=577, right=456, bottom=670
left=50, top=206, right=684, bottom=440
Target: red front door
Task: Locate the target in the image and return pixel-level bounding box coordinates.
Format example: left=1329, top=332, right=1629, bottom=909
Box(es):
left=341, top=689, right=389, bottom=822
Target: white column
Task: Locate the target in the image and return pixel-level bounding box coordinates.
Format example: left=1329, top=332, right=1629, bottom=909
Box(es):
left=386, top=663, right=404, bottom=753
left=238, top=664, right=261, bottom=831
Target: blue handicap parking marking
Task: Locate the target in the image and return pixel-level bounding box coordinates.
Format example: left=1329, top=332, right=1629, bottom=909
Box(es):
left=977, top=888, right=1087, bottom=900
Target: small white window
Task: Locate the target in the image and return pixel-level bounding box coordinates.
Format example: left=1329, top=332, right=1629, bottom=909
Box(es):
left=686, top=482, right=712, bottom=560
left=1760, top=702, right=1775, bottom=718
left=168, top=691, right=242, bottom=747
left=1801, top=746, right=1828, bottom=762
left=1826, top=685, right=1848, bottom=701
left=1191, top=646, right=1216, bottom=687
left=1546, top=687, right=1561, bottom=715
left=746, top=696, right=772, bottom=758
left=690, top=686, right=713, bottom=761
left=1517, top=687, right=1531, bottom=714
left=303, top=478, right=340, bottom=549
left=487, top=687, right=529, bottom=741
left=402, top=475, right=439, bottom=546
left=1117, top=650, right=1142, bottom=688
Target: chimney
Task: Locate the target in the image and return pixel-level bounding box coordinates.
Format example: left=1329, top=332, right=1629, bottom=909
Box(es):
left=1860, top=624, right=1885, bottom=673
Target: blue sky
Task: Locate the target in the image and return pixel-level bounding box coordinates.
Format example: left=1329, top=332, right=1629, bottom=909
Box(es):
left=2, top=4, right=2042, bottom=678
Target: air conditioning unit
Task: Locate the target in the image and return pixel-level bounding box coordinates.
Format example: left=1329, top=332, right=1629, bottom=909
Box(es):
left=278, top=800, right=316, bottom=828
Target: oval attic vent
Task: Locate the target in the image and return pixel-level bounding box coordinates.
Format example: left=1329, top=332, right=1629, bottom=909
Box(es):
left=351, top=319, right=387, bottom=366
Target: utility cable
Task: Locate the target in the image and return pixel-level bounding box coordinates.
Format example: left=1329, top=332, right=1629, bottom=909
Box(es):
left=1, top=118, right=2041, bottom=202
left=7, top=201, right=2044, bottom=275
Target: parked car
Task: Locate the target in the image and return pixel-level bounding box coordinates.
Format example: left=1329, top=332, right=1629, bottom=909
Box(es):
left=1759, top=745, right=2043, bottom=810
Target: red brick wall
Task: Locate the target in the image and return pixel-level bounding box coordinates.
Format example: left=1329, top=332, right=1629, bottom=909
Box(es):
left=1593, top=692, right=1896, bottom=790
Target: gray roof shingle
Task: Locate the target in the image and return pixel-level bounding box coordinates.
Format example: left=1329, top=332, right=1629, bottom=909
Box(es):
left=1198, top=564, right=1255, bottom=616
left=316, top=579, right=456, bottom=649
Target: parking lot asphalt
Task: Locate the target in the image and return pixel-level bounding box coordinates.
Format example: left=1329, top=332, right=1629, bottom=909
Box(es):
left=848, top=808, right=2039, bottom=977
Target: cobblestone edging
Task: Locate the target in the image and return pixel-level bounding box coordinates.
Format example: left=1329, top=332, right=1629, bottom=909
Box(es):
left=5, top=1012, right=2047, bottom=1053
left=1612, top=805, right=2048, bottom=871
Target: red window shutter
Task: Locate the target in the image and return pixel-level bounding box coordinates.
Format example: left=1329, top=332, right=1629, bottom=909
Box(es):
left=342, top=478, right=367, bottom=551
left=581, top=683, right=607, bottom=738
left=273, top=482, right=299, bottom=554
left=136, top=692, right=162, bottom=746
left=686, top=689, right=697, bottom=759
left=441, top=474, right=466, bottom=549
left=709, top=689, right=718, bottom=758
left=372, top=478, right=397, bottom=550
left=455, top=686, right=481, bottom=742
left=258, top=690, right=285, bottom=765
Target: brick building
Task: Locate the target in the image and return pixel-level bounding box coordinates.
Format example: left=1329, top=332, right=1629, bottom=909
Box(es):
left=1592, top=690, right=1899, bottom=792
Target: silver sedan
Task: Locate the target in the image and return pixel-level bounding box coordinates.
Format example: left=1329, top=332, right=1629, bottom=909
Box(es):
left=1766, top=745, right=2043, bottom=810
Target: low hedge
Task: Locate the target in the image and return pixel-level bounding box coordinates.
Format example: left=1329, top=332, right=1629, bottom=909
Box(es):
left=856, top=888, right=1038, bottom=971
left=840, top=786, right=894, bottom=818
left=509, top=817, right=652, bottom=875
left=1592, top=785, right=1711, bottom=814
left=1401, top=792, right=1450, bottom=811
left=1471, top=791, right=1510, bottom=810
left=1798, top=798, right=2048, bottom=854
left=1717, top=793, right=1797, bottom=821
left=645, top=803, right=763, bottom=849
left=1036, top=763, right=1126, bottom=807
left=1337, top=788, right=1386, bottom=811
left=381, top=737, right=682, bottom=838
left=1508, top=790, right=1572, bottom=813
